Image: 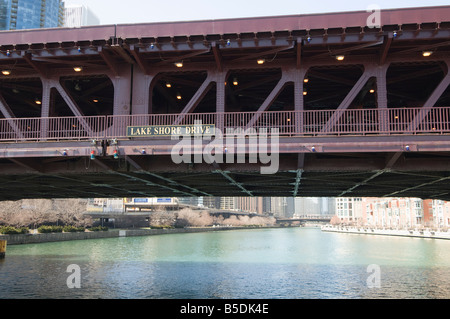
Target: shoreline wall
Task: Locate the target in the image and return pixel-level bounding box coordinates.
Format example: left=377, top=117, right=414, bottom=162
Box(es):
left=0, top=226, right=274, bottom=245
left=321, top=225, right=450, bottom=240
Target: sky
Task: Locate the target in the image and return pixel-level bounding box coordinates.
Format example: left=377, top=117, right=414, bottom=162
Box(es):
left=63, top=0, right=450, bottom=25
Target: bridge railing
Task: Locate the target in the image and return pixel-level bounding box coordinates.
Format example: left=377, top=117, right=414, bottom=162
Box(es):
left=0, top=107, right=449, bottom=142
left=106, top=107, right=450, bottom=138
left=0, top=116, right=106, bottom=142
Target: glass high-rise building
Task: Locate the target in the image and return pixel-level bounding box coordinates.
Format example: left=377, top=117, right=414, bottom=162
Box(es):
left=0, top=0, right=64, bottom=30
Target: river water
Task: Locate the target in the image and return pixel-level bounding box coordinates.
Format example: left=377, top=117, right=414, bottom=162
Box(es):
left=1, top=227, right=449, bottom=299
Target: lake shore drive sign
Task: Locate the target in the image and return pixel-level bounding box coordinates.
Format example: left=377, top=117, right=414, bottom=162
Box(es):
left=127, top=124, right=215, bottom=137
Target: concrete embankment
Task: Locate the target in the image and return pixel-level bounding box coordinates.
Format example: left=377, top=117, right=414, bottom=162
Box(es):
left=321, top=225, right=450, bottom=240
left=0, top=226, right=271, bottom=245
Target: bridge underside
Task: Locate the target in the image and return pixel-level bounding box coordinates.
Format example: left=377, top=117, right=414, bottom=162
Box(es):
left=1, top=139, right=449, bottom=201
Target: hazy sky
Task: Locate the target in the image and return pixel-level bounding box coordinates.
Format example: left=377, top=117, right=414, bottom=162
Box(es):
left=63, top=0, right=450, bottom=25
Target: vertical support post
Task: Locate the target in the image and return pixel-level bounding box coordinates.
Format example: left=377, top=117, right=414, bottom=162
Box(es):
left=40, top=78, right=53, bottom=140
left=376, top=64, right=389, bottom=133
left=131, top=68, right=156, bottom=115
left=0, top=240, right=6, bottom=259
left=106, top=65, right=133, bottom=138
left=293, top=68, right=307, bottom=134
left=216, top=71, right=227, bottom=132
left=109, top=65, right=132, bottom=116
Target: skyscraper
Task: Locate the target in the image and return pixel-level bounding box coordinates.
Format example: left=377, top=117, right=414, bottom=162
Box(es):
left=0, top=0, right=64, bottom=30
left=234, top=197, right=263, bottom=215
left=220, top=197, right=235, bottom=210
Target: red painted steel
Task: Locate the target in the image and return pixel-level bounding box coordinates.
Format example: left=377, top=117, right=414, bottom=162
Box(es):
left=0, top=6, right=448, bottom=47
left=115, top=6, right=450, bottom=40
left=0, top=25, right=116, bottom=46
left=1, top=107, right=447, bottom=142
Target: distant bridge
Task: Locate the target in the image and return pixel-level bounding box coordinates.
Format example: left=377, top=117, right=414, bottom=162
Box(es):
left=276, top=215, right=333, bottom=225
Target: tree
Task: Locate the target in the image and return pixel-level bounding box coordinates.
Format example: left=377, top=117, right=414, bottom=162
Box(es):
left=0, top=198, right=92, bottom=229
left=149, top=210, right=176, bottom=227
left=330, top=215, right=341, bottom=225
left=20, top=199, right=55, bottom=229
left=53, top=199, right=92, bottom=227
left=0, top=200, right=22, bottom=227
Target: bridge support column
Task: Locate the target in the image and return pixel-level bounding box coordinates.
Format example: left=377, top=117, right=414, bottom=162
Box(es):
left=131, top=67, right=157, bottom=115
left=216, top=71, right=228, bottom=132
left=376, top=65, right=389, bottom=133
left=108, top=65, right=133, bottom=116
left=293, top=68, right=307, bottom=134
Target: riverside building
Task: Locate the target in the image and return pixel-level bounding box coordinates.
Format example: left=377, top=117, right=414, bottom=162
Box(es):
left=335, top=198, right=450, bottom=229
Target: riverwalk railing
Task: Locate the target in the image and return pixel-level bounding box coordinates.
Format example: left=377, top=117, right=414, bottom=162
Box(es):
left=0, top=107, right=449, bottom=142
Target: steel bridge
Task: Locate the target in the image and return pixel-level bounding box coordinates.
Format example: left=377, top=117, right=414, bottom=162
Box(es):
left=0, top=6, right=450, bottom=201
left=276, top=215, right=333, bottom=225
